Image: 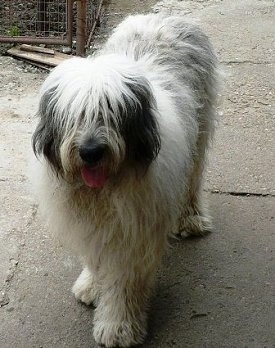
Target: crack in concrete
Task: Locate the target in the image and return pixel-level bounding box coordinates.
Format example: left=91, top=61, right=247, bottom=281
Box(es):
left=207, top=190, right=274, bottom=198
left=222, top=60, right=273, bottom=65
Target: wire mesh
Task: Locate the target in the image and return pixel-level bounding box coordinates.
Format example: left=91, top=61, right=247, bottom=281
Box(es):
left=0, top=0, right=104, bottom=53
left=0, top=0, right=68, bottom=39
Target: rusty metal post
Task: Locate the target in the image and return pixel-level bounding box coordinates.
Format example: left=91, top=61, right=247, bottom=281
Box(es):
left=66, top=0, right=74, bottom=48
left=76, top=0, right=87, bottom=56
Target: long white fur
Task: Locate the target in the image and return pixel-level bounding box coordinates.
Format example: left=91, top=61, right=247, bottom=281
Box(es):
left=33, top=13, right=219, bottom=347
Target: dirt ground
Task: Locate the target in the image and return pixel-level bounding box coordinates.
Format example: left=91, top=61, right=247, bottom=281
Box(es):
left=0, top=0, right=274, bottom=347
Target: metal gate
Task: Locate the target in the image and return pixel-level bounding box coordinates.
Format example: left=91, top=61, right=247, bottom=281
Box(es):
left=0, top=0, right=104, bottom=55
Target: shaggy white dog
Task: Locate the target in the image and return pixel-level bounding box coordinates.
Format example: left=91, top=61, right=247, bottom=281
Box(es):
left=32, top=13, right=219, bottom=347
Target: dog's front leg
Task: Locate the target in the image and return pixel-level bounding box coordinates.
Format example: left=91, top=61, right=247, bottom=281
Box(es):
left=72, top=267, right=100, bottom=306
left=93, top=262, right=154, bottom=347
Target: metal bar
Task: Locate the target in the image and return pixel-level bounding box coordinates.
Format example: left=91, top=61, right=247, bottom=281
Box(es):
left=0, top=36, right=69, bottom=45
left=66, top=0, right=74, bottom=48
left=76, top=0, right=88, bottom=56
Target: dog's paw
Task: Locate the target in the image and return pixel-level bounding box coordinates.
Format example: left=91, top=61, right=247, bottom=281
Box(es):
left=72, top=267, right=99, bottom=306
left=93, top=318, right=146, bottom=347
left=179, top=214, right=212, bottom=238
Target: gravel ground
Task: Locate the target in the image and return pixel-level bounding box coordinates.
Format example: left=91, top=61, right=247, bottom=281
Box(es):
left=0, top=55, right=46, bottom=95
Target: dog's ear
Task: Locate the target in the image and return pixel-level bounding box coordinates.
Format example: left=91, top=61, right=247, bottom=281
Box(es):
left=32, top=87, right=63, bottom=173
left=120, top=77, right=161, bottom=172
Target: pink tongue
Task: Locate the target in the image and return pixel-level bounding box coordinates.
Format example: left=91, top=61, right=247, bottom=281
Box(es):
left=81, top=166, right=108, bottom=188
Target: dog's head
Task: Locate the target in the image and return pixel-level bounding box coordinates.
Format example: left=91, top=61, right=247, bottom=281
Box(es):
left=32, top=55, right=161, bottom=188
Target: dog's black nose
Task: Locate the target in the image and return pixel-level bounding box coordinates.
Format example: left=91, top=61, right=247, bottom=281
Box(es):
left=79, top=142, right=106, bottom=166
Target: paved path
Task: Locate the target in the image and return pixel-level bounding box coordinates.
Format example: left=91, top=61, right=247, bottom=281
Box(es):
left=0, top=1, right=274, bottom=347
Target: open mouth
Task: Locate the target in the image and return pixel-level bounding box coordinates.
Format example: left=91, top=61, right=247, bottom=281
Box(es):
left=80, top=165, right=109, bottom=188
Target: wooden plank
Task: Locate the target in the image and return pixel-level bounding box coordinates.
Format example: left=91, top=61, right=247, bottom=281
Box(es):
left=20, top=44, right=55, bottom=55
left=7, top=47, right=71, bottom=67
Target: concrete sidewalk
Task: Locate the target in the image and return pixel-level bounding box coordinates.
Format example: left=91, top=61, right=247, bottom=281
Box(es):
left=0, top=0, right=274, bottom=347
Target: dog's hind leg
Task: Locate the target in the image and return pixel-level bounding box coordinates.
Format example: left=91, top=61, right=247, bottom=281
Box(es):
left=178, top=125, right=213, bottom=237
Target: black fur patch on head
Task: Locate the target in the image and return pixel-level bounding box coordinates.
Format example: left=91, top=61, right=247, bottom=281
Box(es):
left=32, top=88, right=63, bottom=174
left=119, top=76, right=161, bottom=171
